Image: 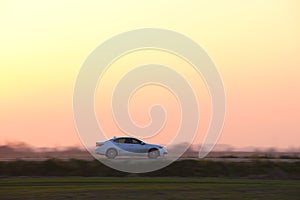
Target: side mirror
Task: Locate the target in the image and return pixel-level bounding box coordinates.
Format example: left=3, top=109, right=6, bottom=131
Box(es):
left=141, top=142, right=145, bottom=145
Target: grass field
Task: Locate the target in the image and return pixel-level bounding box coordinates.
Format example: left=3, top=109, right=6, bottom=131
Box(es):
left=0, top=177, right=299, bottom=200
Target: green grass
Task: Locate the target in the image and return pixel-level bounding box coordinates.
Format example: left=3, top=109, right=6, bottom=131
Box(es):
left=0, top=177, right=299, bottom=200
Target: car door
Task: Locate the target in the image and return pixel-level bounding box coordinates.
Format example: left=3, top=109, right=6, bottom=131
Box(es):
left=113, top=138, right=131, bottom=154
left=129, top=138, right=148, bottom=153
left=123, top=138, right=136, bottom=154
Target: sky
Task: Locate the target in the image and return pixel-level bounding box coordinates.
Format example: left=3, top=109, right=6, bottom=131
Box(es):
left=0, top=0, right=299, bottom=149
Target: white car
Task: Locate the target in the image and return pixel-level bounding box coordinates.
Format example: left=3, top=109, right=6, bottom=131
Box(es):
left=96, top=137, right=167, bottom=159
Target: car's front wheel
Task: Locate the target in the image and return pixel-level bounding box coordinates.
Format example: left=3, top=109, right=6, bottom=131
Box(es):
left=106, top=148, right=117, bottom=159
left=148, top=148, right=160, bottom=159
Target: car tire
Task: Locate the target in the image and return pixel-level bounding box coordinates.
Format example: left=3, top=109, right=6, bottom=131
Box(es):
left=106, top=148, right=117, bottom=159
left=148, top=148, right=160, bottom=159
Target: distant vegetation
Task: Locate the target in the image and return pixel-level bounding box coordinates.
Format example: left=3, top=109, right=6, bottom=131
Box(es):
left=1, top=142, right=299, bottom=160
left=1, top=142, right=299, bottom=179
left=0, top=159, right=299, bottom=179
left=0, top=143, right=91, bottom=160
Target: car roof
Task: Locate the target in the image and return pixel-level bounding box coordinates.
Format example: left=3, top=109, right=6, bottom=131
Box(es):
left=112, top=136, right=137, bottom=139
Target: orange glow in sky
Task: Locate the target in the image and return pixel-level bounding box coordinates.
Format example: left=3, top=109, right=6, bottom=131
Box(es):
left=1, top=1, right=299, bottom=149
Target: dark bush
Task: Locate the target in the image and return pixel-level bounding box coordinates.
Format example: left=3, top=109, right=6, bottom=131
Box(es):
left=0, top=159, right=299, bottom=179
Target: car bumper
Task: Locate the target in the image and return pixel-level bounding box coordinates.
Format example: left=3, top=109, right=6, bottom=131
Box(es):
left=95, top=147, right=106, bottom=155
left=159, top=148, right=168, bottom=157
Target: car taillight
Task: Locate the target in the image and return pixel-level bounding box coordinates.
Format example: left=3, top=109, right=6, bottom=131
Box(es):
left=96, top=143, right=103, bottom=147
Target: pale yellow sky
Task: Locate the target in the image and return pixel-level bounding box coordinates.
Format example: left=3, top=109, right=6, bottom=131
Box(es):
left=0, top=1, right=299, bottom=148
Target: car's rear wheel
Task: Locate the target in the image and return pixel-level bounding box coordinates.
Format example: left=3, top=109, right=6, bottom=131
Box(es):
left=148, top=148, right=160, bottom=159
left=106, top=148, right=117, bottom=159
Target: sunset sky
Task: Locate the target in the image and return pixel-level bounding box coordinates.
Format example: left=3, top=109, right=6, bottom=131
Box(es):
left=1, top=1, right=299, bottom=149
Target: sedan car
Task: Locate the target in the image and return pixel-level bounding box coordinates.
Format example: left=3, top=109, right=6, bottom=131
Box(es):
left=96, top=137, right=167, bottom=159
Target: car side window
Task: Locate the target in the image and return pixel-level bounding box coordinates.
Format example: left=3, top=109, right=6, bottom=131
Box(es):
left=114, top=138, right=126, bottom=143
left=125, top=138, right=133, bottom=144
left=132, top=139, right=141, bottom=144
